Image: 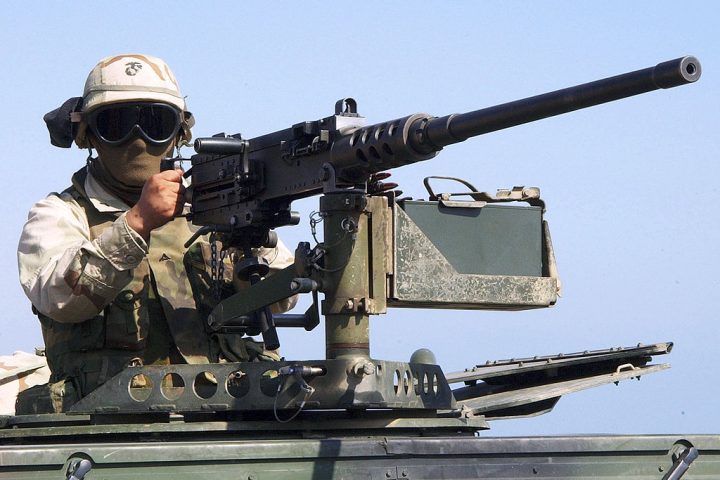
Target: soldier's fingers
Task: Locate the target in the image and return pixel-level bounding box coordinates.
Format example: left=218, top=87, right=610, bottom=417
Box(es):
left=157, top=168, right=183, bottom=183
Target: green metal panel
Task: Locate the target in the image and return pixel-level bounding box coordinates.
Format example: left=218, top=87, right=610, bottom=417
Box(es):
left=1, top=433, right=718, bottom=479
left=400, top=201, right=543, bottom=276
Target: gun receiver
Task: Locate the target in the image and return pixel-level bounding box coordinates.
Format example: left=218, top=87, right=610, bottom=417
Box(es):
left=188, top=56, right=700, bottom=233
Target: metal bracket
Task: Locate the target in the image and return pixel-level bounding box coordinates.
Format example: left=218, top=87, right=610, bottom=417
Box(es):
left=66, top=458, right=92, bottom=480
left=663, top=445, right=699, bottom=479
left=320, top=163, right=365, bottom=195
left=69, top=360, right=454, bottom=415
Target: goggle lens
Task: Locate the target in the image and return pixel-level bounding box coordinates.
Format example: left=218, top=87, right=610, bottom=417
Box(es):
left=91, top=103, right=181, bottom=144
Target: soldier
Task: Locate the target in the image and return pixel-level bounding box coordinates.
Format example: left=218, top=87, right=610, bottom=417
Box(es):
left=17, top=54, right=295, bottom=413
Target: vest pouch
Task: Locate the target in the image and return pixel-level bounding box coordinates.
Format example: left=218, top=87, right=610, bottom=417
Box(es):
left=39, top=313, right=105, bottom=359
left=103, top=289, right=149, bottom=350
left=15, top=378, right=81, bottom=414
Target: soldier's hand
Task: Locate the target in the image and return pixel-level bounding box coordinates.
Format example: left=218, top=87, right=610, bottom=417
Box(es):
left=126, top=169, right=185, bottom=241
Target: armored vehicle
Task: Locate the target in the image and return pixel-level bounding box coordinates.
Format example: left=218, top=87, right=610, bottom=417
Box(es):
left=1, top=56, right=718, bottom=479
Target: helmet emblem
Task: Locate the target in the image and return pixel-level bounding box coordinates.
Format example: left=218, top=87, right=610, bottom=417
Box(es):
left=125, top=62, right=143, bottom=76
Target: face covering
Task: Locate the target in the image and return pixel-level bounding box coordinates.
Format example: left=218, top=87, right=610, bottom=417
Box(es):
left=88, top=134, right=175, bottom=206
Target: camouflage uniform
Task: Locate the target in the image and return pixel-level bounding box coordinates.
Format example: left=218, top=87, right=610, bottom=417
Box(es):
left=17, top=166, right=295, bottom=412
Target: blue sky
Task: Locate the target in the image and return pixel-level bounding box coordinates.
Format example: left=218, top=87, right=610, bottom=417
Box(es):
left=1, top=1, right=718, bottom=435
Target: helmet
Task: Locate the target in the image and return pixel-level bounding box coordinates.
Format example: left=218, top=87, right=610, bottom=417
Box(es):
left=73, top=54, right=194, bottom=148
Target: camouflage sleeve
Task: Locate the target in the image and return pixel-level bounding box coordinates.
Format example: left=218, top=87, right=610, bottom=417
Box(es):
left=17, top=194, right=148, bottom=323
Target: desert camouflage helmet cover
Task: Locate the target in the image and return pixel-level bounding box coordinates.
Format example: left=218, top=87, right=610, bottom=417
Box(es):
left=74, top=53, right=193, bottom=148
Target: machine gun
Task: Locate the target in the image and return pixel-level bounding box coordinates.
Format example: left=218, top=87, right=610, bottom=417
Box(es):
left=184, top=56, right=700, bottom=350
left=66, top=57, right=699, bottom=432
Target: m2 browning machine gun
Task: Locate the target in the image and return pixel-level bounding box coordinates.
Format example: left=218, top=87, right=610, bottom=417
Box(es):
left=185, top=56, right=699, bottom=346
left=66, top=57, right=700, bottom=435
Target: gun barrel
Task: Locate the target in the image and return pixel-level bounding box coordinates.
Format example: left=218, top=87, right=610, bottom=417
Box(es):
left=422, top=56, right=701, bottom=149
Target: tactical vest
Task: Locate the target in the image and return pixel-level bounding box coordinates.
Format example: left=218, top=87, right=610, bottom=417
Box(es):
left=38, top=168, right=221, bottom=397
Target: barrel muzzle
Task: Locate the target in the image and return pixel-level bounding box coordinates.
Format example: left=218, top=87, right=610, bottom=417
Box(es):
left=652, top=56, right=701, bottom=89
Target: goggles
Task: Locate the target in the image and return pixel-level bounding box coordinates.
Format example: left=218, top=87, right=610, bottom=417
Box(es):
left=86, top=102, right=182, bottom=146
